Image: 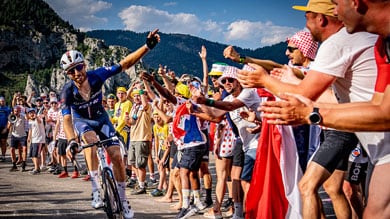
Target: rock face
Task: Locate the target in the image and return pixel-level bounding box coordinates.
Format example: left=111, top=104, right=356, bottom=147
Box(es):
left=0, top=0, right=143, bottom=98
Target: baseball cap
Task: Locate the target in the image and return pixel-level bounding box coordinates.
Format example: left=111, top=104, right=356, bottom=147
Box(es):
left=292, top=0, right=336, bottom=17
left=27, top=108, right=36, bottom=113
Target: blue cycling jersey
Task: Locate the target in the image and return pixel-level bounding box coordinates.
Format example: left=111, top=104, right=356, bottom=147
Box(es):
left=60, top=64, right=122, bottom=119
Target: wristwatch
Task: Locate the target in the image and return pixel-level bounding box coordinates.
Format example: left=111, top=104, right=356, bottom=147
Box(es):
left=309, top=107, right=322, bottom=125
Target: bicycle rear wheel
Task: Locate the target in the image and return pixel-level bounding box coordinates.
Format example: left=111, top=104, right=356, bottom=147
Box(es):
left=101, top=167, right=122, bottom=219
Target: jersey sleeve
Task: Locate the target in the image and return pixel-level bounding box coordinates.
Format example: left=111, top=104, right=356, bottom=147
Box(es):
left=60, top=82, right=73, bottom=116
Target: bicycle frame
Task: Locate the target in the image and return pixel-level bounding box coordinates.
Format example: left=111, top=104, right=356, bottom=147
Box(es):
left=82, top=137, right=123, bottom=219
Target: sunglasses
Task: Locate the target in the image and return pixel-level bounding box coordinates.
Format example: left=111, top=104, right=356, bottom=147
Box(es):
left=66, top=64, right=84, bottom=75
left=43, top=102, right=49, bottom=104
left=287, top=46, right=299, bottom=53
left=210, top=75, right=220, bottom=79
left=221, top=78, right=235, bottom=84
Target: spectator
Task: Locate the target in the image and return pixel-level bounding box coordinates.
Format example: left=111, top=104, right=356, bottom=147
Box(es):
left=8, top=106, right=28, bottom=172
left=0, top=96, right=11, bottom=162
left=26, top=108, right=46, bottom=175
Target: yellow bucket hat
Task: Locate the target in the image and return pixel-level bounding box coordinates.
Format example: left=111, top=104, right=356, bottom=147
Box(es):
left=175, top=82, right=191, bottom=99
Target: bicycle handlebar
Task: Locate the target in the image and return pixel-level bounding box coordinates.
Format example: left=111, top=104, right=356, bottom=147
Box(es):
left=81, top=136, right=119, bottom=150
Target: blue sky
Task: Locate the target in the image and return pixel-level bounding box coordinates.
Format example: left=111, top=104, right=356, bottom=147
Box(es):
left=44, top=0, right=309, bottom=49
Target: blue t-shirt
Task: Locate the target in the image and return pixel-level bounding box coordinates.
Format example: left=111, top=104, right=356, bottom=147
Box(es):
left=0, top=106, right=11, bottom=128
left=61, top=64, right=122, bottom=119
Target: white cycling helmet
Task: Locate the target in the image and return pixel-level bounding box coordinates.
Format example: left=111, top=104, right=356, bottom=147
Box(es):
left=60, top=50, right=84, bottom=71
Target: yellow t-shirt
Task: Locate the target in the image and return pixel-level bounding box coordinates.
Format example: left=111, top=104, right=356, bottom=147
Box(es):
left=153, top=123, right=169, bottom=151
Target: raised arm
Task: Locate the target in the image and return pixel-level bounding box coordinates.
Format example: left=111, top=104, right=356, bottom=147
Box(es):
left=199, top=45, right=209, bottom=94
left=120, top=29, right=160, bottom=70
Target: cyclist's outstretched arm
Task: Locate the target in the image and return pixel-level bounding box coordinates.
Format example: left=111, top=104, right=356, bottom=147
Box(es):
left=120, top=29, right=160, bottom=70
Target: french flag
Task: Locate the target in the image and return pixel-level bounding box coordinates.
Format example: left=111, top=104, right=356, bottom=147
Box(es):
left=246, top=89, right=303, bottom=219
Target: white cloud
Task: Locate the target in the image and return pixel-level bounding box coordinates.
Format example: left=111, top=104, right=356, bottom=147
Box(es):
left=45, top=0, right=112, bottom=29
left=118, top=6, right=203, bottom=35
left=224, top=20, right=300, bottom=48
left=163, top=2, right=177, bottom=7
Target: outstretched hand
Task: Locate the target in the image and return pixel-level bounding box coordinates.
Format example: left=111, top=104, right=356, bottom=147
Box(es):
left=141, top=72, right=154, bottom=82
left=198, top=45, right=207, bottom=59
left=146, top=29, right=160, bottom=50
left=237, top=63, right=268, bottom=88
left=270, top=65, right=301, bottom=85
left=259, top=92, right=314, bottom=125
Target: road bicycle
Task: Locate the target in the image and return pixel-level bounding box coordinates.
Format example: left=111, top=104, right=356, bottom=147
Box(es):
left=81, top=136, right=125, bottom=219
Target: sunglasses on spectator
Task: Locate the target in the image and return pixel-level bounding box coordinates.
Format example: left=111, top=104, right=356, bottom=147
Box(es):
left=287, top=46, right=299, bottom=53
left=43, top=102, right=49, bottom=104
left=50, top=102, right=57, bottom=105
left=210, top=75, right=220, bottom=79
left=221, top=78, right=235, bottom=84
left=66, top=64, right=84, bottom=75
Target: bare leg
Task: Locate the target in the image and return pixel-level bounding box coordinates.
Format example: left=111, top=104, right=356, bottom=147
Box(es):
left=363, top=163, right=390, bottom=219
left=323, top=170, right=351, bottom=219
left=299, top=162, right=331, bottom=219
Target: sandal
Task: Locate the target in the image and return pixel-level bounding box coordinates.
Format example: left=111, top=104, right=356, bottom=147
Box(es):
left=204, top=208, right=223, bottom=219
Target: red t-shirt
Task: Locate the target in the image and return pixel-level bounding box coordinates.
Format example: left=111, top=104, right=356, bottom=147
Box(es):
left=374, top=37, right=390, bottom=92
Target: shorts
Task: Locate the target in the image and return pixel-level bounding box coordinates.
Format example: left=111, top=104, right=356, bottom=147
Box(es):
left=0, top=127, right=9, bottom=139
left=241, top=148, right=257, bottom=182
left=232, top=138, right=244, bottom=167
left=158, top=149, right=169, bottom=168
left=201, top=129, right=210, bottom=162
left=29, top=143, right=42, bottom=158
left=311, top=130, right=358, bottom=173
left=57, top=138, right=68, bottom=156
left=171, top=151, right=180, bottom=169
left=178, top=144, right=205, bottom=171
left=169, top=141, right=177, bottom=158
left=128, top=141, right=151, bottom=169
left=346, top=161, right=368, bottom=185
left=10, top=135, right=27, bottom=148
left=73, top=113, right=119, bottom=148
left=355, top=132, right=390, bottom=166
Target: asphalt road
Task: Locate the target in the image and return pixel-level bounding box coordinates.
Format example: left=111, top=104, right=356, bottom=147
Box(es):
left=0, top=151, right=335, bottom=219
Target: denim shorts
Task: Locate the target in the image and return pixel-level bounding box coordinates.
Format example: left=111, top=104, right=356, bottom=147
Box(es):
left=240, top=148, right=257, bottom=182
left=29, top=143, right=42, bottom=158
left=178, top=144, right=205, bottom=171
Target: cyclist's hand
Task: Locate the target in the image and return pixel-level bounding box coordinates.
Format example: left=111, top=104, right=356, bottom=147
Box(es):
left=145, top=29, right=160, bottom=50
left=66, top=140, right=80, bottom=159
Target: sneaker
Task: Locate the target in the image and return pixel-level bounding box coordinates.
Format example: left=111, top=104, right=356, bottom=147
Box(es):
left=0, top=156, right=5, bottom=162
left=52, top=168, right=62, bottom=175
left=48, top=165, right=57, bottom=173
left=149, top=177, right=157, bottom=184
left=40, top=165, right=48, bottom=172
left=9, top=166, right=18, bottom=172
left=122, top=200, right=134, bottom=219
left=150, top=189, right=164, bottom=197
left=204, top=208, right=223, bottom=219
left=221, top=199, right=233, bottom=211
left=194, top=201, right=207, bottom=212
left=127, top=178, right=137, bottom=188
left=29, top=169, right=40, bottom=175
left=71, top=171, right=80, bottom=179
left=175, top=206, right=196, bottom=219
left=91, top=190, right=104, bottom=209
left=82, top=175, right=91, bottom=181
left=131, top=187, right=146, bottom=195
left=58, top=171, right=69, bottom=178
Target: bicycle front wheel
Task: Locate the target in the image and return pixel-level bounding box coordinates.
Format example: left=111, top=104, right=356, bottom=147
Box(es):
left=101, top=167, right=122, bottom=219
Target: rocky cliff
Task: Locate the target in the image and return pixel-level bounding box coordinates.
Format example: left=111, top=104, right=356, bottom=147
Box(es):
left=0, top=0, right=142, bottom=99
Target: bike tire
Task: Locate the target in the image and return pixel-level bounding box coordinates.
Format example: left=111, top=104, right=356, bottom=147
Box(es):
left=101, top=168, right=123, bottom=219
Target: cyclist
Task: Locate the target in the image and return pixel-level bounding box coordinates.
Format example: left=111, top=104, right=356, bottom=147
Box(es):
left=60, top=29, right=160, bottom=219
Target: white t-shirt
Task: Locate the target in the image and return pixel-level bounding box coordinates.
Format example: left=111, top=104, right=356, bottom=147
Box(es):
left=310, top=27, right=377, bottom=103
left=223, top=88, right=262, bottom=152
left=311, top=27, right=389, bottom=165
left=29, top=119, right=46, bottom=144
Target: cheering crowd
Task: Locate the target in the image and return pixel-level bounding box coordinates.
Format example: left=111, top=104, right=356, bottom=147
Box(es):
left=0, top=0, right=389, bottom=218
